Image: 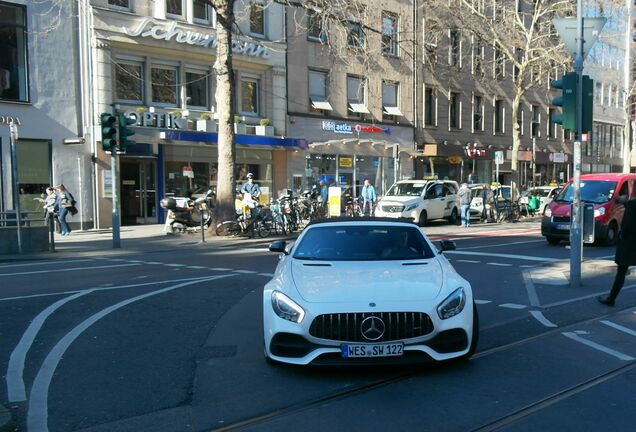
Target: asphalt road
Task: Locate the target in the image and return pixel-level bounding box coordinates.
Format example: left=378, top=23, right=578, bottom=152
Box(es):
left=1, top=221, right=635, bottom=431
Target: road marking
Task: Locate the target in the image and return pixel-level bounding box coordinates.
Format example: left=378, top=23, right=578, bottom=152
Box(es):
left=0, top=263, right=140, bottom=277
left=0, top=259, right=94, bottom=269
left=456, top=259, right=481, bottom=263
left=520, top=265, right=536, bottom=268
left=460, top=239, right=545, bottom=250
left=27, top=274, right=235, bottom=432
left=541, top=284, right=636, bottom=308
left=6, top=290, right=94, bottom=402
left=187, top=266, right=207, bottom=269
left=600, top=320, right=636, bottom=337
left=233, top=270, right=257, bottom=274
left=144, top=262, right=163, bottom=265
left=522, top=272, right=541, bottom=307
left=445, top=250, right=554, bottom=262
left=562, top=331, right=635, bottom=361
left=210, top=267, right=232, bottom=271
left=259, top=273, right=275, bottom=277
left=529, top=310, right=558, bottom=328
left=474, top=299, right=492, bottom=304
left=165, top=263, right=185, bottom=267
left=487, top=262, right=512, bottom=267
left=499, top=303, right=527, bottom=309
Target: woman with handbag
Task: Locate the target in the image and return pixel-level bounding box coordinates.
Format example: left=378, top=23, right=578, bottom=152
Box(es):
left=55, top=184, right=76, bottom=236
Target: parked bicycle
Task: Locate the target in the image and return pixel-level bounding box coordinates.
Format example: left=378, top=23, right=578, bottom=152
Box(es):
left=215, top=194, right=273, bottom=238
left=344, top=193, right=363, bottom=217
left=495, top=198, right=521, bottom=223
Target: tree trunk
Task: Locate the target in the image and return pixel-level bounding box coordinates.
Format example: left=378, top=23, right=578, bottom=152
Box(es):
left=510, top=91, right=524, bottom=202
left=212, top=0, right=236, bottom=227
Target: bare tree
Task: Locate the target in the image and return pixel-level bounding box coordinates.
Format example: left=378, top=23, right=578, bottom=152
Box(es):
left=423, top=0, right=575, bottom=198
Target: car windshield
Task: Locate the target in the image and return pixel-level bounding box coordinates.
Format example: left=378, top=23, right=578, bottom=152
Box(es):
left=385, top=183, right=428, bottom=196
left=554, top=180, right=617, bottom=203
left=528, top=189, right=553, bottom=198
left=293, top=225, right=435, bottom=261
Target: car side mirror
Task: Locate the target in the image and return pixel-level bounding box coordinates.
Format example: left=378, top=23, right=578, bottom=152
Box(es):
left=438, top=240, right=456, bottom=253
left=269, top=240, right=288, bottom=255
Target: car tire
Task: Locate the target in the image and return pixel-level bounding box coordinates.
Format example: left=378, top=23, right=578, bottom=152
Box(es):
left=546, top=236, right=560, bottom=245
left=447, top=207, right=458, bottom=225
left=604, top=221, right=618, bottom=246
left=418, top=210, right=427, bottom=227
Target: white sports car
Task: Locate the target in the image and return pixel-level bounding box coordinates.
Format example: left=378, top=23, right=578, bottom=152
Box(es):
left=263, top=218, right=478, bottom=365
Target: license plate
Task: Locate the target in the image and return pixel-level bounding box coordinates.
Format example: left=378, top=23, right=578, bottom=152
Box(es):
left=341, top=343, right=404, bottom=358
left=557, top=224, right=570, bottom=230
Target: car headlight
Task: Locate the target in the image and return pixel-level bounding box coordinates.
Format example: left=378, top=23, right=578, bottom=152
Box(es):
left=437, top=287, right=466, bottom=320
left=271, top=291, right=305, bottom=323
left=404, top=203, right=417, bottom=212
left=594, top=207, right=605, bottom=218
left=544, top=207, right=552, bottom=218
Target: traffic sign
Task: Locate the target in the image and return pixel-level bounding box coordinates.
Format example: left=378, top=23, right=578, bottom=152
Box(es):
left=494, top=151, right=504, bottom=165
left=553, top=17, right=606, bottom=59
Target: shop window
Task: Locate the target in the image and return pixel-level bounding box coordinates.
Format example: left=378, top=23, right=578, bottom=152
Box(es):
left=115, top=61, right=143, bottom=103
left=382, top=12, right=398, bottom=56
left=307, top=10, right=326, bottom=42
left=309, top=70, right=332, bottom=113
left=166, top=0, right=184, bottom=17
left=194, top=0, right=215, bottom=26
left=17, top=140, right=51, bottom=220
left=164, top=161, right=211, bottom=197
left=240, top=78, right=259, bottom=115
left=152, top=65, right=178, bottom=105
left=250, top=3, right=265, bottom=37
left=424, top=87, right=436, bottom=126
left=382, top=81, right=401, bottom=121
left=346, top=22, right=365, bottom=48
left=0, top=2, right=28, bottom=102
left=186, top=70, right=208, bottom=108
left=108, top=0, right=130, bottom=9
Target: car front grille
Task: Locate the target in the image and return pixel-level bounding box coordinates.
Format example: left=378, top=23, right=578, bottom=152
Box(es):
left=381, top=205, right=405, bottom=213
left=309, top=312, right=434, bottom=342
left=552, top=216, right=570, bottom=223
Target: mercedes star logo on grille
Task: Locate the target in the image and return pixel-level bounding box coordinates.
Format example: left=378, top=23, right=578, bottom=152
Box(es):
left=360, top=316, right=385, bottom=341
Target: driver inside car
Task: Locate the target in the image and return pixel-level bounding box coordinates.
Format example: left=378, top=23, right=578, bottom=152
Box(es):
left=381, top=230, right=420, bottom=259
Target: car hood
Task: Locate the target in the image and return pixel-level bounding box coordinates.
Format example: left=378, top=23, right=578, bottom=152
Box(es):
left=290, top=259, right=443, bottom=303
left=549, top=200, right=574, bottom=216
left=378, top=196, right=421, bottom=206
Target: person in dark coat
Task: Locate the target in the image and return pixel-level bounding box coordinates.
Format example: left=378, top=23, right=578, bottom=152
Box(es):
left=599, top=198, right=636, bottom=306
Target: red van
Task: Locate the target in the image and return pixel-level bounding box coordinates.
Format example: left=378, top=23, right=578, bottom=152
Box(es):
left=541, top=173, right=636, bottom=245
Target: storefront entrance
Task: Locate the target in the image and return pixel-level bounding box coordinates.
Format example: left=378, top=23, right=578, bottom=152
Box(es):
left=120, top=158, right=157, bottom=225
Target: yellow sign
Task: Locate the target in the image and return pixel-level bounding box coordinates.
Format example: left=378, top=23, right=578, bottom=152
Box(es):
left=259, top=186, right=270, bottom=205
left=448, top=156, right=463, bottom=164
left=339, top=157, right=353, bottom=168
left=328, top=187, right=341, bottom=217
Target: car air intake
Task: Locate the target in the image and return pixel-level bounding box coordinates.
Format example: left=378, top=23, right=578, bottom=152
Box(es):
left=381, top=205, right=405, bottom=213
left=309, top=312, right=434, bottom=342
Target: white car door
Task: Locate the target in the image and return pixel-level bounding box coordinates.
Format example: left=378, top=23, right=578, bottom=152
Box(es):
left=428, top=183, right=446, bottom=219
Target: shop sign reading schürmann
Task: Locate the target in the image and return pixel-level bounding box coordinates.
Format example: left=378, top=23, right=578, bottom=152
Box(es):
left=123, top=18, right=271, bottom=59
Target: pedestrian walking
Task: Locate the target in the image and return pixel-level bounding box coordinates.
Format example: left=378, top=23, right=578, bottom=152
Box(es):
left=360, top=178, right=376, bottom=216
left=598, top=198, right=636, bottom=306
left=43, top=186, right=61, bottom=233
left=480, top=185, right=490, bottom=222
left=55, top=184, right=76, bottom=236
left=458, top=183, right=472, bottom=227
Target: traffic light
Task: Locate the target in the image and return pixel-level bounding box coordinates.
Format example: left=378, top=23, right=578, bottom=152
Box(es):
left=581, top=75, right=593, bottom=134
left=551, top=72, right=577, bottom=131
left=100, top=113, right=117, bottom=152
left=118, top=114, right=136, bottom=153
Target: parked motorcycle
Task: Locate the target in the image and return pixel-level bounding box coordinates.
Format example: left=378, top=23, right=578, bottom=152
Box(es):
left=161, top=190, right=214, bottom=234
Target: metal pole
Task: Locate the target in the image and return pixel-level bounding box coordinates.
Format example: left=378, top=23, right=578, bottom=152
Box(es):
left=623, top=0, right=633, bottom=173
left=200, top=206, right=206, bottom=243
left=111, top=145, right=121, bottom=248
left=9, top=120, right=23, bottom=254
left=570, top=0, right=584, bottom=287
left=532, top=137, right=536, bottom=189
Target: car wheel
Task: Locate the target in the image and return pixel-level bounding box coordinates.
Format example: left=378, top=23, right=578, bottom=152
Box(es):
left=418, top=210, right=427, bottom=227
left=604, top=221, right=618, bottom=246
left=546, top=236, right=560, bottom=245
left=447, top=207, right=458, bottom=225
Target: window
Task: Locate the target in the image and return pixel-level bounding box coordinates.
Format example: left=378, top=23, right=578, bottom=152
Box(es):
left=382, top=81, right=402, bottom=120
left=308, top=70, right=332, bottom=112
left=494, top=46, right=505, bottom=79
left=194, top=0, right=215, bottom=25
left=494, top=99, right=504, bottom=134
left=347, top=75, right=369, bottom=115
left=307, top=10, right=325, bottom=41
left=424, top=20, right=439, bottom=65
left=513, top=48, right=523, bottom=79
left=449, top=92, right=460, bottom=129
left=517, top=107, right=523, bottom=136
left=473, top=95, right=483, bottom=132
left=166, top=0, right=183, bottom=17
left=16, top=140, right=52, bottom=218
left=347, top=22, right=365, bottom=48
left=424, top=87, right=436, bottom=126
left=115, top=61, right=143, bottom=103
left=382, top=12, right=398, bottom=56
left=240, top=78, right=259, bottom=114
left=108, top=0, right=130, bottom=8
left=186, top=70, right=208, bottom=108
left=548, top=108, right=555, bottom=139
left=250, top=3, right=265, bottom=36
left=0, top=2, right=28, bottom=102
left=449, top=29, right=461, bottom=67
left=151, top=65, right=178, bottom=105
left=472, top=37, right=483, bottom=75
left=531, top=105, right=540, bottom=137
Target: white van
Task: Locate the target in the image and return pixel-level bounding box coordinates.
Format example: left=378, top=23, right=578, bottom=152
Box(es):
left=374, top=180, right=460, bottom=226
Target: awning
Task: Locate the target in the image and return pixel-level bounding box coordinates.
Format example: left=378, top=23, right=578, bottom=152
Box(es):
left=348, top=103, right=370, bottom=114
left=383, top=106, right=403, bottom=116
left=311, top=99, right=333, bottom=111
